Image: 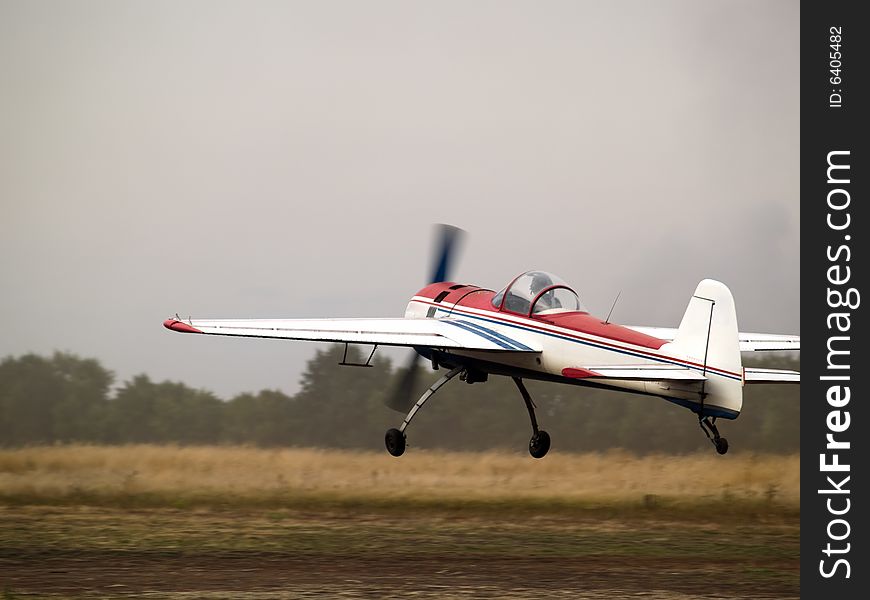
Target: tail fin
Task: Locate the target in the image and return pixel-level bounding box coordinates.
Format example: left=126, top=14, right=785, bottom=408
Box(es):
left=669, top=280, right=743, bottom=418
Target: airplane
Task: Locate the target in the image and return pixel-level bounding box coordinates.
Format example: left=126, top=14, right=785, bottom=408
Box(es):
left=164, top=225, right=799, bottom=457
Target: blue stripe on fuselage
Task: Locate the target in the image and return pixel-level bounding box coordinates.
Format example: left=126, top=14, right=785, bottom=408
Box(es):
left=454, top=319, right=533, bottom=351
left=443, top=319, right=515, bottom=350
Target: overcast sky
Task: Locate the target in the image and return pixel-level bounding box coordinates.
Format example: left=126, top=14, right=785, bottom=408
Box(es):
left=1, top=0, right=799, bottom=397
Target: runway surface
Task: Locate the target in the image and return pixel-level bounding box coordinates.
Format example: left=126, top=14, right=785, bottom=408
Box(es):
left=2, top=505, right=798, bottom=598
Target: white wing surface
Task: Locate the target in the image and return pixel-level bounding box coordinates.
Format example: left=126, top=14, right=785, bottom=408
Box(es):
left=625, top=326, right=800, bottom=352
left=163, top=317, right=541, bottom=353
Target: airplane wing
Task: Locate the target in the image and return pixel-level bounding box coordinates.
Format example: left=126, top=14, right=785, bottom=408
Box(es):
left=744, top=367, right=801, bottom=383
left=163, top=317, right=541, bottom=353
left=625, top=326, right=800, bottom=352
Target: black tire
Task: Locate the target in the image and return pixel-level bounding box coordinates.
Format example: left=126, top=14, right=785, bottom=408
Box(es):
left=715, top=437, right=729, bottom=455
left=529, top=430, right=551, bottom=459
left=385, top=428, right=406, bottom=457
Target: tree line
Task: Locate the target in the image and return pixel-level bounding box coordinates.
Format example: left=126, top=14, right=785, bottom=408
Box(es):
left=0, top=348, right=799, bottom=453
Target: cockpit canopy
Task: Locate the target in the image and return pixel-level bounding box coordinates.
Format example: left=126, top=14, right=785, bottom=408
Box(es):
left=492, top=271, right=587, bottom=316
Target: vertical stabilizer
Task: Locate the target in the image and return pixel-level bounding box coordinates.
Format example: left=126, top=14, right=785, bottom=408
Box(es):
left=669, top=280, right=743, bottom=417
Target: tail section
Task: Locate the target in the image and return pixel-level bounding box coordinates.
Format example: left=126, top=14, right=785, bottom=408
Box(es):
left=668, top=280, right=743, bottom=418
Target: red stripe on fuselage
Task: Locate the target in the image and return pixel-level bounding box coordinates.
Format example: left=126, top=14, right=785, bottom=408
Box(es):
left=413, top=284, right=667, bottom=350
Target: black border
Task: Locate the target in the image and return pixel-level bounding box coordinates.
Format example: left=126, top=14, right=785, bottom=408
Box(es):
left=802, top=1, right=867, bottom=595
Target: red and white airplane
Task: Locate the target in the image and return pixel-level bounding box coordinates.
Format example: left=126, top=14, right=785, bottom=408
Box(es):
left=164, top=226, right=799, bottom=457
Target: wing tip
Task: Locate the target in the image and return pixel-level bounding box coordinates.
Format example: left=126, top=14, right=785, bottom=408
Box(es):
left=562, top=367, right=599, bottom=379
left=163, top=319, right=202, bottom=334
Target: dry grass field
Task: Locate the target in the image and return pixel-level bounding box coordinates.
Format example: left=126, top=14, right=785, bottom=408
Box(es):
left=0, top=446, right=799, bottom=598
left=0, top=444, right=799, bottom=511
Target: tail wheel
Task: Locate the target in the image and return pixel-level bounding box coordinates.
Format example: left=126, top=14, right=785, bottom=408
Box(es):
left=700, top=416, right=730, bottom=455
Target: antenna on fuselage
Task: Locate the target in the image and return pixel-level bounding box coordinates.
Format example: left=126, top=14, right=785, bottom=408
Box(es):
left=604, top=291, right=621, bottom=325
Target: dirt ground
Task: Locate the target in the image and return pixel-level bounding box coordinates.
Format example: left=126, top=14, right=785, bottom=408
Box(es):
left=1, top=506, right=798, bottom=599
left=2, top=550, right=798, bottom=599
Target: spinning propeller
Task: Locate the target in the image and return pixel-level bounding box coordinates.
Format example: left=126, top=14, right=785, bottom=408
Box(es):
left=385, top=224, right=465, bottom=412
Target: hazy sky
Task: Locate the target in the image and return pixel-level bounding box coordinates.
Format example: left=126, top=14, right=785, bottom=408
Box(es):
left=1, top=1, right=799, bottom=397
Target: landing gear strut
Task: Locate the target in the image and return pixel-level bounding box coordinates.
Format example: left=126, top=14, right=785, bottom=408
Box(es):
left=699, top=416, right=729, bottom=455
left=384, top=366, right=463, bottom=457
left=384, top=369, right=552, bottom=459
left=513, top=377, right=550, bottom=459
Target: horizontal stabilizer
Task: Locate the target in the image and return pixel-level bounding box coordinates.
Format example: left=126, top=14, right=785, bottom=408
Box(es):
left=562, top=365, right=707, bottom=382
left=735, top=333, right=801, bottom=351
left=625, top=326, right=800, bottom=352
left=744, top=367, right=800, bottom=383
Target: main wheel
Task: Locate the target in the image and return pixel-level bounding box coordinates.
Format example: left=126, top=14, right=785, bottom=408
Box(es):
left=529, top=430, right=551, bottom=459
left=385, top=428, right=406, bottom=457
left=715, top=437, right=729, bottom=455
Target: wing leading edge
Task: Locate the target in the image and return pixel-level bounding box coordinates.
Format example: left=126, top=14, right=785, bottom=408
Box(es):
left=163, top=317, right=541, bottom=353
